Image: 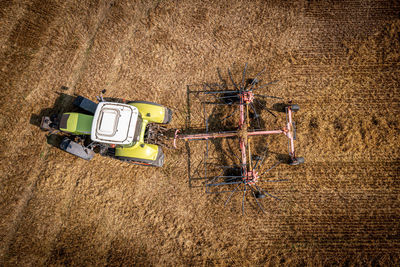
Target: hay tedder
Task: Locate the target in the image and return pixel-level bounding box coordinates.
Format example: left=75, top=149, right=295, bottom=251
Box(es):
left=172, top=64, right=304, bottom=213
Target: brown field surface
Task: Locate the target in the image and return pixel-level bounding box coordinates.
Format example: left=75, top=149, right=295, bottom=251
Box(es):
left=1, top=0, right=400, bottom=265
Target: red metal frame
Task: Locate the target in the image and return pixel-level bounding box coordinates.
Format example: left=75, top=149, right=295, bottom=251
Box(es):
left=174, top=90, right=297, bottom=184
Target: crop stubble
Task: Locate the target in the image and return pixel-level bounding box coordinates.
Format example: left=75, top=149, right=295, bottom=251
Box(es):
left=0, top=0, right=399, bottom=265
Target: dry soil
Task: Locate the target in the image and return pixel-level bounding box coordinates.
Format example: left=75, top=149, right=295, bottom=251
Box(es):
left=0, top=0, right=399, bottom=265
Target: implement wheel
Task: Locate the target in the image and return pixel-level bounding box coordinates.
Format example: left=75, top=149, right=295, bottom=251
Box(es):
left=289, top=104, right=300, bottom=112
left=255, top=192, right=266, bottom=199
left=289, top=157, right=304, bottom=166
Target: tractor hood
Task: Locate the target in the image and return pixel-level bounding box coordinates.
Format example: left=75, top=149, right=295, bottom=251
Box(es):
left=91, top=102, right=140, bottom=145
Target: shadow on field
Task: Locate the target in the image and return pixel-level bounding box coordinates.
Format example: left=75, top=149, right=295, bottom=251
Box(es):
left=184, top=82, right=236, bottom=188
left=29, top=89, right=79, bottom=128
left=29, top=88, right=89, bottom=147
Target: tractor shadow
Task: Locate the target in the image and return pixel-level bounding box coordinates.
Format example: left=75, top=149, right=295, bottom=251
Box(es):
left=29, top=88, right=90, bottom=147
left=30, top=89, right=80, bottom=127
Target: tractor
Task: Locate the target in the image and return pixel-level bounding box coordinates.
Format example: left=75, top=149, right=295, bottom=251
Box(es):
left=40, top=91, right=172, bottom=167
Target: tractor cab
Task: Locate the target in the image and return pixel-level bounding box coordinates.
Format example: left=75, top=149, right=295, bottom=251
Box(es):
left=91, top=102, right=142, bottom=145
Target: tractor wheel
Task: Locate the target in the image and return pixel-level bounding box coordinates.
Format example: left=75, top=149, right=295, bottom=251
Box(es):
left=289, top=157, right=304, bottom=165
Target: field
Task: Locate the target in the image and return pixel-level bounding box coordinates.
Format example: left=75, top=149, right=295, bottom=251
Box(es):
left=1, top=0, right=399, bottom=265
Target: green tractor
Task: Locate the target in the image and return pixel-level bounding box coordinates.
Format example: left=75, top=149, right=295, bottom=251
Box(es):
left=41, top=92, right=172, bottom=167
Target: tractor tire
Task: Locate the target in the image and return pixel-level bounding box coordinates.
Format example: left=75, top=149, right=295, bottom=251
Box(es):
left=59, top=137, right=95, bottom=160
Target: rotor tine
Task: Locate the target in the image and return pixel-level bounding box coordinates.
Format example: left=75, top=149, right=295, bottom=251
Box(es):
left=216, top=95, right=240, bottom=99
left=206, top=170, right=224, bottom=186
left=247, top=67, right=266, bottom=91
left=241, top=63, right=248, bottom=91
left=248, top=185, right=266, bottom=214
left=250, top=103, right=262, bottom=128
left=254, top=80, right=279, bottom=90
left=260, top=161, right=281, bottom=176
left=254, top=94, right=283, bottom=100
left=253, top=191, right=266, bottom=213
left=253, top=156, right=261, bottom=170
left=226, top=139, right=241, bottom=162
left=221, top=108, right=238, bottom=122
left=217, top=67, right=227, bottom=89
left=228, top=68, right=239, bottom=91
left=265, top=107, right=277, bottom=118
left=258, top=179, right=289, bottom=182
left=256, top=143, right=269, bottom=170
left=224, top=183, right=241, bottom=207
left=254, top=184, right=281, bottom=201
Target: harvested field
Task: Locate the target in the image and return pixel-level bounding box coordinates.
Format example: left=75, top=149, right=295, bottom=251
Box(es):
left=1, top=0, right=399, bottom=265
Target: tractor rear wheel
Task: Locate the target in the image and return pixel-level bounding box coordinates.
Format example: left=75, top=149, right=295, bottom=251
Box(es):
left=59, top=137, right=95, bottom=160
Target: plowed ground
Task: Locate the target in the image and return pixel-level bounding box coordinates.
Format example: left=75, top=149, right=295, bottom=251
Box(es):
left=0, top=0, right=399, bottom=265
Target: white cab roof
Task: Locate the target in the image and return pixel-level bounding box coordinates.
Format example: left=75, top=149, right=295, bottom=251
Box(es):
left=91, top=102, right=139, bottom=145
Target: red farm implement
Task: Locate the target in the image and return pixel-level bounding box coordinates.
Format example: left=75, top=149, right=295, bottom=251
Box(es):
left=173, top=64, right=304, bottom=214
